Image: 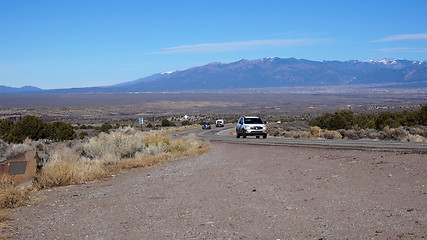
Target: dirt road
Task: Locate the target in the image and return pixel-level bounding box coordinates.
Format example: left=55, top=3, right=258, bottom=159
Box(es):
left=11, top=142, right=427, bottom=239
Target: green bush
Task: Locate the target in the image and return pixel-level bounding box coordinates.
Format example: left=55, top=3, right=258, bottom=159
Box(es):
left=100, top=123, right=113, bottom=133
left=49, top=121, right=76, bottom=141
left=309, top=110, right=356, bottom=130
left=0, top=120, right=14, bottom=139
left=79, top=131, right=88, bottom=140
left=181, top=120, right=191, bottom=126
left=419, top=105, right=427, bottom=125
left=309, top=104, right=426, bottom=131
left=354, top=113, right=376, bottom=129
left=0, top=116, right=76, bottom=143
left=6, top=116, right=48, bottom=143
left=161, top=119, right=176, bottom=127
left=329, top=110, right=355, bottom=130
left=375, top=112, right=400, bottom=130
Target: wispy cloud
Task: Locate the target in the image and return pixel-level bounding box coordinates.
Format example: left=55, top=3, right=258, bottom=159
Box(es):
left=373, top=33, right=427, bottom=42
left=150, top=38, right=326, bottom=54
left=377, top=47, right=427, bottom=53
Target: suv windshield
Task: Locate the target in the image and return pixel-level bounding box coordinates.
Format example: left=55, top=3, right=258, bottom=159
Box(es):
left=244, top=117, right=263, bottom=124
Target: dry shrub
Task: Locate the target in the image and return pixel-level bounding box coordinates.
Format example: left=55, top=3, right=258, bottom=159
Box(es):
left=143, top=143, right=166, bottom=155
left=0, top=173, right=31, bottom=239
left=267, top=122, right=311, bottom=137
left=35, top=148, right=113, bottom=189
left=384, top=127, right=408, bottom=141
left=35, top=129, right=208, bottom=189
left=309, top=126, right=321, bottom=137
left=322, top=130, right=342, bottom=139
left=117, top=135, right=209, bottom=170
left=367, top=130, right=385, bottom=140
left=144, top=134, right=170, bottom=147
left=83, top=131, right=146, bottom=159
left=404, top=134, right=425, bottom=143
left=272, top=121, right=427, bottom=142
left=167, top=138, right=188, bottom=153
left=405, top=126, right=427, bottom=138
left=118, top=155, right=162, bottom=169
left=0, top=209, right=10, bottom=223
left=292, top=131, right=311, bottom=139
left=0, top=140, right=33, bottom=163
left=0, top=177, right=29, bottom=209
left=0, top=213, right=13, bottom=239
left=418, top=128, right=427, bottom=138
left=356, top=129, right=369, bottom=139
left=339, top=129, right=359, bottom=140
left=280, top=131, right=293, bottom=138
left=267, top=126, right=283, bottom=137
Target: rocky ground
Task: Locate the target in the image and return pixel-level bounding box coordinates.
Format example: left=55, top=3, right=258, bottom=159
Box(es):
left=9, top=142, right=427, bottom=239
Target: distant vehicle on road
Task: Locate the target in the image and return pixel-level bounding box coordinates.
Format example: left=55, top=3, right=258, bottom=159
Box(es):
left=236, top=116, right=267, bottom=138
left=215, top=119, right=224, bottom=127
left=202, top=122, right=211, bottom=129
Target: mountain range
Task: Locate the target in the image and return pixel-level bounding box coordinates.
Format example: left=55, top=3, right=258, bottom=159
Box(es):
left=2, top=57, right=427, bottom=94
left=0, top=85, right=42, bottom=94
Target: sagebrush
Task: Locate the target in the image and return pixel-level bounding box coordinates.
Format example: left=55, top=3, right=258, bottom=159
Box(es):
left=35, top=127, right=209, bottom=189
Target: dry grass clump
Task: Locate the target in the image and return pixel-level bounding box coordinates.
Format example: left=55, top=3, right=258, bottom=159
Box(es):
left=0, top=177, right=29, bottom=209
left=34, top=148, right=112, bottom=189
left=83, top=129, right=146, bottom=159
left=309, top=126, right=321, bottom=137
left=118, top=133, right=209, bottom=169
left=34, top=128, right=209, bottom=189
left=0, top=177, right=30, bottom=238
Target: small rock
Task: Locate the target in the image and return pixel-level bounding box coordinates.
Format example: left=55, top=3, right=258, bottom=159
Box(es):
left=376, top=229, right=382, bottom=233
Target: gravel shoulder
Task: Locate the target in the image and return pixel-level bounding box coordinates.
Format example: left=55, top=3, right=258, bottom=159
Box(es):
left=10, top=142, right=427, bottom=239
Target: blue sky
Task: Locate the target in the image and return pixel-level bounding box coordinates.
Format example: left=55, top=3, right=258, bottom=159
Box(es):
left=1, top=0, right=426, bottom=89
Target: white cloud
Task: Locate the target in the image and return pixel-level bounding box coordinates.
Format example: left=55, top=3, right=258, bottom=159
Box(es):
left=150, top=38, right=326, bottom=54
left=373, top=33, right=427, bottom=42
left=377, top=47, right=427, bottom=53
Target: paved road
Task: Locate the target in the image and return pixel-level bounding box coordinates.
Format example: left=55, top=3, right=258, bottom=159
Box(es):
left=187, top=125, right=427, bottom=153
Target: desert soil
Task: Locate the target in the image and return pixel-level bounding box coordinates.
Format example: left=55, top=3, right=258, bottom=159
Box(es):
left=10, top=142, right=427, bottom=239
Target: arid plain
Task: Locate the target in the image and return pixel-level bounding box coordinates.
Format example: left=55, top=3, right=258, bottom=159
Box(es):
left=1, top=92, right=426, bottom=125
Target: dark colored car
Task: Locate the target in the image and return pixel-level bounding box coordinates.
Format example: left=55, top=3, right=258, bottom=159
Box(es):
left=202, top=122, right=211, bottom=129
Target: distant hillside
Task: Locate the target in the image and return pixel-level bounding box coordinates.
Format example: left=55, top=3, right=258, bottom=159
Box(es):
left=2, top=57, right=427, bottom=94
left=0, top=85, right=42, bottom=94
left=113, top=57, right=427, bottom=92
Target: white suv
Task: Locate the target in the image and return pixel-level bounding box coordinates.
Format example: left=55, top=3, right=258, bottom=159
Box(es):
left=236, top=116, right=267, bottom=138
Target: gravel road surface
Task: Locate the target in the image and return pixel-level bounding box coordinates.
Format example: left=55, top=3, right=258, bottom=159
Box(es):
left=11, top=141, right=427, bottom=239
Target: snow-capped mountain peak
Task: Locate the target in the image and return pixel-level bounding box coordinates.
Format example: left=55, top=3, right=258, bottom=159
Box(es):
left=161, top=70, right=177, bottom=75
